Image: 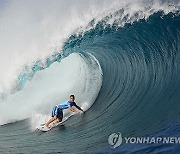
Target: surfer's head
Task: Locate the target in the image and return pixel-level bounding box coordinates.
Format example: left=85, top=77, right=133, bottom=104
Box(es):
left=70, top=95, right=75, bottom=102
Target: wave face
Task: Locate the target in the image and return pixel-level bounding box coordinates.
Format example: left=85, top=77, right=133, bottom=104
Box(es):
left=0, top=1, right=180, bottom=154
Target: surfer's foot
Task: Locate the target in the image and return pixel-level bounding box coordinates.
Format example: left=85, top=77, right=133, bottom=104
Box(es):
left=44, top=124, right=49, bottom=129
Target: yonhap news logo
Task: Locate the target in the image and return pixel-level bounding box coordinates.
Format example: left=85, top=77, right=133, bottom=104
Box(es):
left=108, top=132, right=180, bottom=148
left=108, top=132, right=122, bottom=148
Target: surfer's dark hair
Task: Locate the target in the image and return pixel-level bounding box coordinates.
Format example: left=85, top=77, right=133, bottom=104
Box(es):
left=70, top=95, right=75, bottom=98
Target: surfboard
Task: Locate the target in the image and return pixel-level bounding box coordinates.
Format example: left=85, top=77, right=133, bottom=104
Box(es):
left=37, top=122, right=64, bottom=132
left=37, top=125, right=51, bottom=132
left=37, top=112, right=84, bottom=132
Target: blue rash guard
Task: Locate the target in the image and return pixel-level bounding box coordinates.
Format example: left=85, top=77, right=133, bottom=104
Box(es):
left=51, top=101, right=77, bottom=118
left=57, top=101, right=77, bottom=110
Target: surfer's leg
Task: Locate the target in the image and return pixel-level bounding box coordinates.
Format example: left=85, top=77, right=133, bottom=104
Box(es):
left=53, top=109, right=63, bottom=124
left=45, top=115, right=57, bottom=127
left=56, top=117, right=63, bottom=123
left=56, top=109, right=63, bottom=123
left=45, top=106, right=58, bottom=128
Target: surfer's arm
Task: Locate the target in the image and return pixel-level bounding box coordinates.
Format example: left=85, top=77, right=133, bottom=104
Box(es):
left=75, top=105, right=84, bottom=113
left=68, top=106, right=78, bottom=113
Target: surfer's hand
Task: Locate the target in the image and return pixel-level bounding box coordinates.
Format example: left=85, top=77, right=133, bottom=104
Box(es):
left=77, top=111, right=81, bottom=114
left=80, top=111, right=84, bottom=114
left=74, top=111, right=79, bottom=114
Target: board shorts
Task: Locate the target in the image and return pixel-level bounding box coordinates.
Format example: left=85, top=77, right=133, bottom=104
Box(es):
left=51, top=105, right=63, bottom=118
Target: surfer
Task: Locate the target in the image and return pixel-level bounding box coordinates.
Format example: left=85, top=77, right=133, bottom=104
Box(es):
left=44, top=95, right=84, bottom=129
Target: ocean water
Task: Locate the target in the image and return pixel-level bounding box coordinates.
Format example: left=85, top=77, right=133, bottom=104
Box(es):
left=0, top=0, right=180, bottom=153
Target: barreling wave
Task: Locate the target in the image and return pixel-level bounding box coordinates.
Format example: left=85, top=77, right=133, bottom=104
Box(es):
left=60, top=11, right=180, bottom=153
